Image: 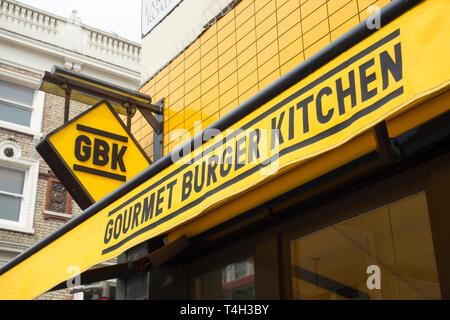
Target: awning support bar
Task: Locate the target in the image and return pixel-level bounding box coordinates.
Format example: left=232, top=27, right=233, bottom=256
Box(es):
left=123, top=102, right=134, bottom=131
left=44, top=72, right=163, bottom=114
left=138, top=106, right=164, bottom=135
left=62, top=84, right=71, bottom=124
left=49, top=235, right=189, bottom=292
left=374, top=121, right=402, bottom=163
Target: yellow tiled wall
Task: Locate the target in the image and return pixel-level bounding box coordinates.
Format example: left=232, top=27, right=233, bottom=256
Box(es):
left=136, top=0, right=391, bottom=161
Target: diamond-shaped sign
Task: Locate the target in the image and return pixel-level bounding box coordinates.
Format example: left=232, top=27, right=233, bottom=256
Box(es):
left=37, top=100, right=151, bottom=209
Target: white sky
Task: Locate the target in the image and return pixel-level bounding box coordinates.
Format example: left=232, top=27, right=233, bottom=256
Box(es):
left=18, top=0, right=142, bottom=43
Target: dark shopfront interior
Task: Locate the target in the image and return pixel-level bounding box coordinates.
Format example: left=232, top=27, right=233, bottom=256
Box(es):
left=144, top=106, right=450, bottom=300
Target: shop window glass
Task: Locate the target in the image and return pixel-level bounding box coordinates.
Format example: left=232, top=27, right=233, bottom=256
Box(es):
left=195, top=257, right=255, bottom=299
left=290, top=191, right=441, bottom=300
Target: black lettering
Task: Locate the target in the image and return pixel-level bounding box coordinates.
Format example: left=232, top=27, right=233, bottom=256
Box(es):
left=111, top=143, right=127, bottom=172
left=207, top=155, right=219, bottom=186
left=156, top=186, right=165, bottom=216
left=74, top=135, right=91, bottom=162
left=380, top=42, right=403, bottom=90
left=113, top=213, right=123, bottom=240
left=271, top=112, right=285, bottom=150
left=289, top=106, right=295, bottom=140
left=132, top=203, right=141, bottom=229
left=297, top=95, right=313, bottom=133
left=193, top=162, right=206, bottom=193
left=167, top=180, right=177, bottom=209
left=336, top=70, right=356, bottom=115
left=141, top=194, right=155, bottom=224
left=235, top=137, right=246, bottom=170
left=182, top=171, right=193, bottom=201
left=316, top=86, right=334, bottom=124
left=104, top=219, right=113, bottom=244
left=359, top=58, right=377, bottom=102
left=248, top=129, right=261, bottom=163
left=220, top=146, right=233, bottom=177
left=93, top=138, right=110, bottom=166
left=122, top=207, right=132, bottom=234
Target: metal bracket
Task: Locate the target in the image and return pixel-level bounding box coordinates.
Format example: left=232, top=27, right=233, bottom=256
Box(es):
left=49, top=235, right=189, bottom=292
left=123, top=102, right=136, bottom=131
left=138, top=103, right=164, bottom=135
left=61, top=84, right=71, bottom=124
left=153, top=99, right=165, bottom=161
left=374, top=121, right=403, bottom=163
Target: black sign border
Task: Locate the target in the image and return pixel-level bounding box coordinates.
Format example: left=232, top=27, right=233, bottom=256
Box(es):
left=36, top=100, right=152, bottom=210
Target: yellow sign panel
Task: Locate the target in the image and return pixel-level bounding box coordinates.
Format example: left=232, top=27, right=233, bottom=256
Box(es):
left=37, top=101, right=151, bottom=208
left=0, top=0, right=449, bottom=299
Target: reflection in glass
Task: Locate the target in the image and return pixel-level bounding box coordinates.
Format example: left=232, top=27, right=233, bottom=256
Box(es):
left=290, top=191, right=441, bottom=300
left=196, top=257, right=255, bottom=300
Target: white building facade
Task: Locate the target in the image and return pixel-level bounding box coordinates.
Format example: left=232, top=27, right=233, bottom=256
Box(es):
left=0, top=0, right=141, bottom=299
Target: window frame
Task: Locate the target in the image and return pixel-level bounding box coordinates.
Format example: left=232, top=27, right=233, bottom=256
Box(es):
left=278, top=153, right=450, bottom=300
left=182, top=231, right=280, bottom=300
left=146, top=152, right=450, bottom=300
left=185, top=241, right=256, bottom=300
left=0, top=142, right=39, bottom=234
left=0, top=68, right=45, bottom=138
left=0, top=165, right=26, bottom=222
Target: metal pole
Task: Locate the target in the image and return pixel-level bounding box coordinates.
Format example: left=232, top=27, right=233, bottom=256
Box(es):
left=116, top=100, right=165, bottom=300
left=63, top=85, right=71, bottom=123
left=374, top=121, right=396, bottom=163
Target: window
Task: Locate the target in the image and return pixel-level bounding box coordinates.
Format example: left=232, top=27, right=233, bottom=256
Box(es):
left=43, top=175, right=72, bottom=222
left=0, top=141, right=39, bottom=234
left=195, top=257, right=255, bottom=300
left=290, top=191, right=441, bottom=300
left=0, top=80, right=34, bottom=127
left=0, top=166, right=25, bottom=222
left=0, top=76, right=44, bottom=136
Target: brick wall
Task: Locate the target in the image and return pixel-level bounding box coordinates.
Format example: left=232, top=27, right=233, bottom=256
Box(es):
left=36, top=94, right=89, bottom=300
left=0, top=63, right=90, bottom=300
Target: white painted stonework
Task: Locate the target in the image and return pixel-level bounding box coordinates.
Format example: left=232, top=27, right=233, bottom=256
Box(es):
left=0, top=1, right=133, bottom=296
left=0, top=0, right=141, bottom=88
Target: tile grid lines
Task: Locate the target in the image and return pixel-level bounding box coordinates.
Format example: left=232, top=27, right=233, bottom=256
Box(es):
left=298, top=0, right=306, bottom=62
left=274, top=0, right=283, bottom=88
left=242, top=1, right=258, bottom=107
left=325, top=0, right=333, bottom=44
left=172, top=0, right=337, bottom=149
left=160, top=0, right=378, bottom=112
left=356, top=0, right=362, bottom=22
left=144, top=0, right=391, bottom=155
left=301, top=1, right=365, bottom=53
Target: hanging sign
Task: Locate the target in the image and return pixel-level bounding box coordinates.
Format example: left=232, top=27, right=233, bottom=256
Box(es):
left=36, top=101, right=152, bottom=209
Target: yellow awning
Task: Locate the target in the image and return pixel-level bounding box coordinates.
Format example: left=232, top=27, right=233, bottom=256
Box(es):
left=0, top=0, right=449, bottom=300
